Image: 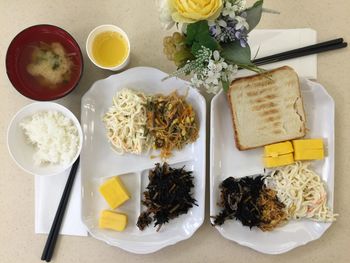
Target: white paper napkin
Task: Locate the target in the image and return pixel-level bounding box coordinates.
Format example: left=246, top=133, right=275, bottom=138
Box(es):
left=238, top=28, right=317, bottom=79
left=34, top=28, right=316, bottom=237
left=35, top=166, right=88, bottom=236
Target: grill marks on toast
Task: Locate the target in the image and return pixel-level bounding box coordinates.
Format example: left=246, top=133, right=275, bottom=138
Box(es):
left=228, top=66, right=306, bottom=150
left=246, top=86, right=276, bottom=97
left=257, top=121, right=282, bottom=131
left=247, top=81, right=281, bottom=129
left=265, top=115, right=281, bottom=122
left=244, top=79, right=300, bottom=135
left=252, top=94, right=277, bottom=103
left=273, top=129, right=283, bottom=134
left=252, top=101, right=277, bottom=111
left=260, top=108, right=279, bottom=116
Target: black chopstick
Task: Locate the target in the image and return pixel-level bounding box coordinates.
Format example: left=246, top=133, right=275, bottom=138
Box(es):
left=252, top=38, right=347, bottom=66
left=41, top=157, right=80, bottom=262
left=252, top=38, right=344, bottom=63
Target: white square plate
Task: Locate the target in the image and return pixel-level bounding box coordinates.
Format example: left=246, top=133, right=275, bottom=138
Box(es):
left=81, top=67, right=206, bottom=254
left=210, top=78, right=335, bottom=254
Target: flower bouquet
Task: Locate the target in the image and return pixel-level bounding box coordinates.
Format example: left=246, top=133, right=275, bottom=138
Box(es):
left=159, top=0, right=265, bottom=93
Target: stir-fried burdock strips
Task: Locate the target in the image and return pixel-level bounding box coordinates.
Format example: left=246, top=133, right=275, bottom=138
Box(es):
left=258, top=188, right=287, bottom=231
left=146, top=91, right=199, bottom=159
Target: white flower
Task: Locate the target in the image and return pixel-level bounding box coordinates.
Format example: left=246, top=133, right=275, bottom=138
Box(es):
left=237, top=0, right=247, bottom=11
left=213, top=50, right=220, bottom=61
left=218, top=19, right=227, bottom=27
left=190, top=50, right=239, bottom=94
left=181, top=23, right=188, bottom=34
left=208, top=19, right=226, bottom=36
left=191, top=74, right=203, bottom=88
left=235, top=16, right=249, bottom=30
left=157, top=0, right=175, bottom=30
left=222, top=0, right=246, bottom=19
left=222, top=2, right=238, bottom=19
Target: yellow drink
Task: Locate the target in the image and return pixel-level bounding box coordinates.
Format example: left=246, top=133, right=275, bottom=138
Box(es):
left=92, top=31, right=128, bottom=67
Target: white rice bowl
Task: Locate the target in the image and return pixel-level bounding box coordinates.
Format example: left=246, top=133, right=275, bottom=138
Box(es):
left=7, top=102, right=82, bottom=176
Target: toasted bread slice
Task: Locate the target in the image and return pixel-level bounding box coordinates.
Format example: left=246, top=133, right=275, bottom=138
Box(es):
left=227, top=66, right=306, bottom=151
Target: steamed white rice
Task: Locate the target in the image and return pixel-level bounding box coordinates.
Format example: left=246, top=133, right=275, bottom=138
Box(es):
left=20, top=111, right=79, bottom=166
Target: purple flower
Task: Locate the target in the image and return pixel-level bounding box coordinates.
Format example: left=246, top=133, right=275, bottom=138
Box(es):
left=209, top=14, right=248, bottom=47
left=209, top=26, right=220, bottom=37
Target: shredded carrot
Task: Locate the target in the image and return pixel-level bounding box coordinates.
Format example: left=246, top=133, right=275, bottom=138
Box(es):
left=146, top=91, right=199, bottom=159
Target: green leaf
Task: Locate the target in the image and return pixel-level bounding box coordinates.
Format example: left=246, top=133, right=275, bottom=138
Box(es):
left=222, top=80, right=230, bottom=92
left=185, top=21, right=208, bottom=45
left=185, top=24, right=197, bottom=45
left=185, top=20, right=219, bottom=52
left=221, top=41, right=252, bottom=65
left=238, top=64, right=266, bottom=74
left=245, top=0, right=264, bottom=33
left=196, top=33, right=218, bottom=50
left=191, top=42, right=203, bottom=55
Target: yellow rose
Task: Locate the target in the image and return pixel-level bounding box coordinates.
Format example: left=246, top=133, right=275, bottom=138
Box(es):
left=171, top=0, right=223, bottom=23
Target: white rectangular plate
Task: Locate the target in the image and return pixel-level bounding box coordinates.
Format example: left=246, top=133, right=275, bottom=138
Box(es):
left=210, top=78, right=335, bottom=254
left=81, top=67, right=206, bottom=254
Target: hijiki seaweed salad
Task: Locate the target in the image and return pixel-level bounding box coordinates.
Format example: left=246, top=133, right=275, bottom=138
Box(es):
left=137, top=162, right=197, bottom=231
left=212, top=162, right=337, bottom=232
left=212, top=175, right=287, bottom=231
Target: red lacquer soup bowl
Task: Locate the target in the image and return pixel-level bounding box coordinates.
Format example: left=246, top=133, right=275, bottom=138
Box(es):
left=6, top=24, right=83, bottom=101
